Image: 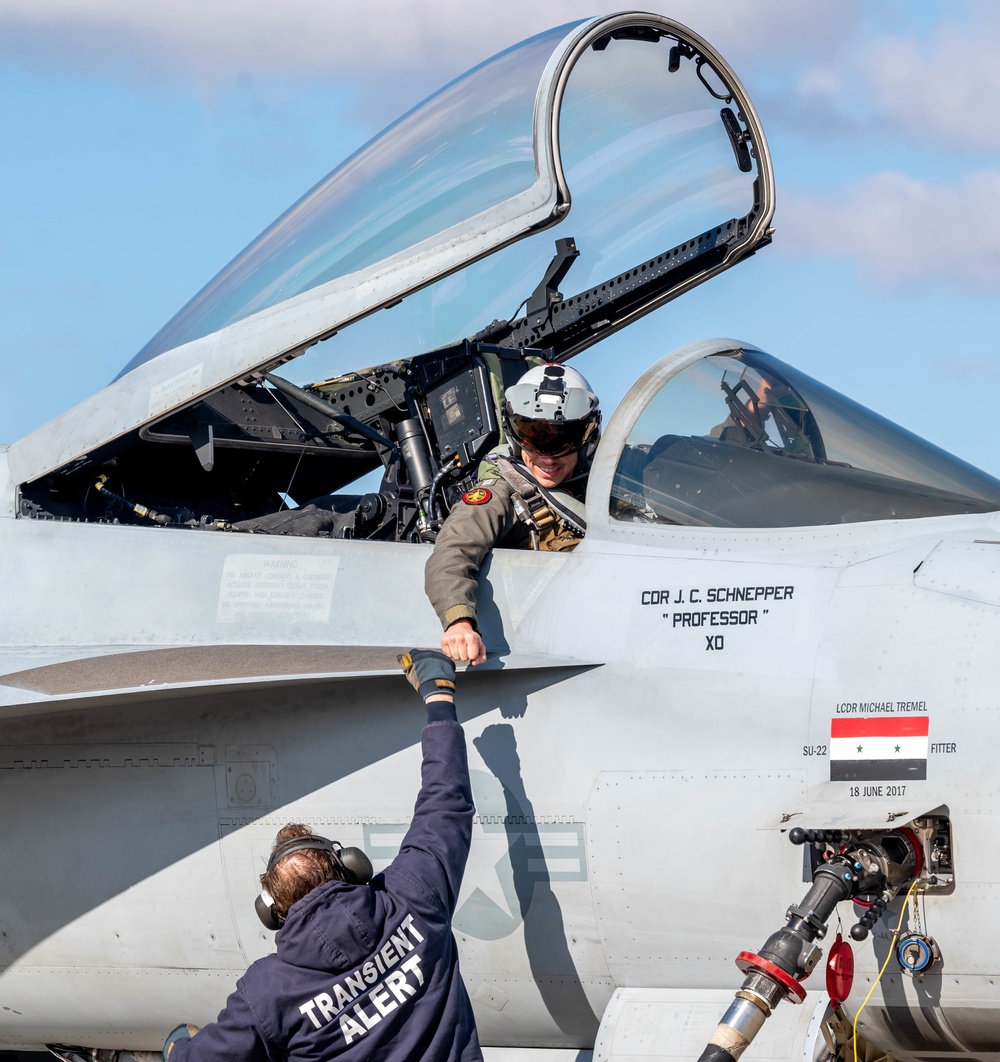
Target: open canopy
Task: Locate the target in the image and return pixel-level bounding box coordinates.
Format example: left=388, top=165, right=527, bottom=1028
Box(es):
left=9, top=11, right=772, bottom=487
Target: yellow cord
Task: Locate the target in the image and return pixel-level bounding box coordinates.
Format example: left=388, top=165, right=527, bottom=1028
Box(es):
left=852, top=878, right=919, bottom=1062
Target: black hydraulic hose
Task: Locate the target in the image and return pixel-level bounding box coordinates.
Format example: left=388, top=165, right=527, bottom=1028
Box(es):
left=697, top=1048, right=736, bottom=1062
left=93, top=476, right=175, bottom=525
left=428, top=455, right=461, bottom=523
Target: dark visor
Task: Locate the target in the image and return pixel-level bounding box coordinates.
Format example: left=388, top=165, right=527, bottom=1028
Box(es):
left=509, top=414, right=594, bottom=456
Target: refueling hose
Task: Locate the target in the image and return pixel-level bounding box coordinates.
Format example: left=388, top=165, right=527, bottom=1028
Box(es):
left=694, top=828, right=920, bottom=1062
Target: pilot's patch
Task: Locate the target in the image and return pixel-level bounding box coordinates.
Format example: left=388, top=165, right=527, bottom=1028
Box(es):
left=463, top=487, right=492, bottom=505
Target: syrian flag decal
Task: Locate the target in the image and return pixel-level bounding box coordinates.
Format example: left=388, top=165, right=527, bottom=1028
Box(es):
left=830, top=716, right=929, bottom=782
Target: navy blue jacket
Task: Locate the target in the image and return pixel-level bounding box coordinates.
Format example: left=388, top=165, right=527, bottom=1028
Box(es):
left=172, top=718, right=482, bottom=1061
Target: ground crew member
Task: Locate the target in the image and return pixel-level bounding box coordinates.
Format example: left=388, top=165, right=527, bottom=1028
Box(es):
left=163, top=649, right=482, bottom=1062
left=425, top=362, right=601, bottom=666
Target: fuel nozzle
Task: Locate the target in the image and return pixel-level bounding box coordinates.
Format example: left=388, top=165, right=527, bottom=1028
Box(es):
left=694, top=827, right=920, bottom=1062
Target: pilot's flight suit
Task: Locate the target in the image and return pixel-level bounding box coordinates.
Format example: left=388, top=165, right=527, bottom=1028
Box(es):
left=168, top=711, right=482, bottom=1062
left=424, top=457, right=586, bottom=633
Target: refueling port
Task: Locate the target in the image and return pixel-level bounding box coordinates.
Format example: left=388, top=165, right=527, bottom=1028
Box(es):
left=896, top=932, right=940, bottom=975
left=694, top=817, right=950, bottom=1062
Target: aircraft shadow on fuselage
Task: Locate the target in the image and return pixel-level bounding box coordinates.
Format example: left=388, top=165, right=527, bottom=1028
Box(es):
left=471, top=723, right=600, bottom=1039
left=0, top=666, right=585, bottom=968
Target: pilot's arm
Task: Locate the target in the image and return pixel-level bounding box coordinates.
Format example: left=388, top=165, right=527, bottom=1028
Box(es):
left=424, top=479, right=527, bottom=665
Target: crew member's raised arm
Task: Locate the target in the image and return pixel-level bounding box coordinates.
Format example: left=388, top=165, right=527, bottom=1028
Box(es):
left=163, top=649, right=484, bottom=1062
left=390, top=650, right=475, bottom=913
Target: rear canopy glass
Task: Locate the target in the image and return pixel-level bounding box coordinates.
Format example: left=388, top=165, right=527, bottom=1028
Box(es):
left=611, top=349, right=1000, bottom=527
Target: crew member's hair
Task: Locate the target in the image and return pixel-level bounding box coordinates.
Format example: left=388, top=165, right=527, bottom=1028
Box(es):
left=259, top=822, right=345, bottom=920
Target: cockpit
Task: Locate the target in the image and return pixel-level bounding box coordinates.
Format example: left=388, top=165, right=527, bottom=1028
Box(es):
left=608, top=345, right=1000, bottom=529
left=10, top=14, right=776, bottom=536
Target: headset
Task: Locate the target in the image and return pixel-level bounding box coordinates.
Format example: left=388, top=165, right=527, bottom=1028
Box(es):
left=254, top=834, right=374, bottom=930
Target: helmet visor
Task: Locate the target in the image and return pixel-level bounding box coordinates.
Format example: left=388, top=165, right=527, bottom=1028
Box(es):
left=509, top=413, right=595, bottom=457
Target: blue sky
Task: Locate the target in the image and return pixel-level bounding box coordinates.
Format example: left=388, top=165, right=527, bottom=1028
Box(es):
left=3, top=0, right=1000, bottom=476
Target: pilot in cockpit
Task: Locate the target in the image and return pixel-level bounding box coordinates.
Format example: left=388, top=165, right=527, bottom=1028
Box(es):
left=711, top=369, right=815, bottom=459
left=424, top=364, right=601, bottom=666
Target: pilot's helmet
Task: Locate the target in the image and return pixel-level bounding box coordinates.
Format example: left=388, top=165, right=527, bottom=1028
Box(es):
left=503, top=363, right=601, bottom=462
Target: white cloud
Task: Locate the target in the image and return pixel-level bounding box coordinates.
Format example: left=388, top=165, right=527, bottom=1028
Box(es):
left=0, top=0, right=855, bottom=88
left=861, top=18, right=1000, bottom=151
left=9, top=1, right=999, bottom=295
left=6, top=1, right=996, bottom=158
left=786, top=3, right=1000, bottom=152
left=931, top=357, right=995, bottom=381
left=0, top=1, right=870, bottom=142
left=777, top=170, right=1000, bottom=290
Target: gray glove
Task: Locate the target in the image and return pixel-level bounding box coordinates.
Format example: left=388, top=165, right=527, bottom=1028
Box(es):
left=399, top=649, right=456, bottom=701
left=163, top=1024, right=200, bottom=1060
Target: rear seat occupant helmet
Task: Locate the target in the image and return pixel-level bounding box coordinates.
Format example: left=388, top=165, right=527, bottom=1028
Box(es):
left=503, top=363, right=601, bottom=462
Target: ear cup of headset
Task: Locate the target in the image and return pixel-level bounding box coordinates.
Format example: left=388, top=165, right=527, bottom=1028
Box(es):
left=255, top=892, right=283, bottom=930
left=254, top=835, right=373, bottom=929
left=338, top=846, right=374, bottom=885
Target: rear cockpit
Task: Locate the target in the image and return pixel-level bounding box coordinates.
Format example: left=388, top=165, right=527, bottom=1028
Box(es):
left=608, top=345, right=1000, bottom=528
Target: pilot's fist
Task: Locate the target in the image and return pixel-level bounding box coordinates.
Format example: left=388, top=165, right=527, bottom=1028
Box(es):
left=441, top=620, right=487, bottom=667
